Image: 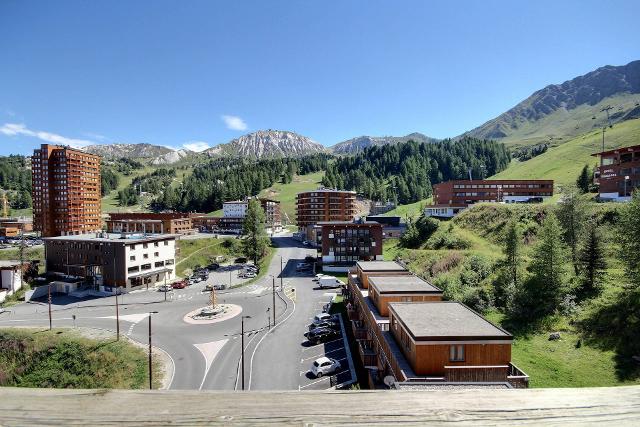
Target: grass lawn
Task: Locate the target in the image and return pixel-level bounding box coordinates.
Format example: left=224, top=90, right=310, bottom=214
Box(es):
left=383, top=198, right=431, bottom=220
left=0, top=328, right=161, bottom=389
left=258, top=171, right=324, bottom=225
left=101, top=166, right=157, bottom=213
left=175, top=237, right=242, bottom=277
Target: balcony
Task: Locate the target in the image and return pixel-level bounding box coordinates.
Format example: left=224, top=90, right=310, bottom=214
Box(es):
left=358, top=340, right=378, bottom=368
left=352, top=320, right=368, bottom=340
left=507, top=363, right=529, bottom=388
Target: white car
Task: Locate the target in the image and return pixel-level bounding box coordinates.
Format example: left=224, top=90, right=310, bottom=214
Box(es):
left=314, top=312, right=334, bottom=323
left=313, top=274, right=327, bottom=281
left=311, top=357, right=341, bottom=378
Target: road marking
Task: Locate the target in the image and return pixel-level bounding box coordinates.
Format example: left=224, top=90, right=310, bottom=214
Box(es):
left=301, top=338, right=343, bottom=351
left=300, top=347, right=345, bottom=362
left=299, top=377, right=330, bottom=389
left=194, top=339, right=228, bottom=391
left=101, top=313, right=149, bottom=323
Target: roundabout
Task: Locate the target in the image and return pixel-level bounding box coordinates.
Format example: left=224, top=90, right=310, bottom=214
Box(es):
left=183, top=304, right=242, bottom=325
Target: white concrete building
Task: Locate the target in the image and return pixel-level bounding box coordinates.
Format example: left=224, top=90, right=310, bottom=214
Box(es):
left=223, top=201, right=248, bottom=218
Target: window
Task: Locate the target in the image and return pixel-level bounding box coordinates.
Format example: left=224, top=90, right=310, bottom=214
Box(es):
left=130, top=244, right=136, bottom=250
left=154, top=242, right=159, bottom=247
left=143, top=254, right=149, bottom=259
left=450, top=345, right=465, bottom=362
left=165, top=259, right=175, bottom=265
left=401, top=296, right=412, bottom=302
left=143, top=243, right=148, bottom=249
left=129, top=255, right=135, bottom=261
left=154, top=252, right=159, bottom=257
left=127, top=266, right=139, bottom=273
left=164, top=241, right=169, bottom=246
left=141, top=263, right=151, bottom=271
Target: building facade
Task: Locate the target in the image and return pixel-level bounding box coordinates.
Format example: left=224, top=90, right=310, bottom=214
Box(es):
left=32, top=144, right=101, bottom=237
left=366, top=215, right=406, bottom=238
left=0, top=260, right=23, bottom=303
left=296, top=189, right=357, bottom=228
left=344, top=260, right=528, bottom=389
left=223, top=201, right=248, bottom=218
left=425, top=179, right=554, bottom=218
left=592, top=144, right=640, bottom=201
left=260, top=198, right=282, bottom=231
left=318, top=221, right=383, bottom=272
left=106, top=213, right=195, bottom=235
left=44, top=233, right=177, bottom=292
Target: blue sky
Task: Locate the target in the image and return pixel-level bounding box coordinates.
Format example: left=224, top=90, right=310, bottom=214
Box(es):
left=1, top=0, right=639, bottom=155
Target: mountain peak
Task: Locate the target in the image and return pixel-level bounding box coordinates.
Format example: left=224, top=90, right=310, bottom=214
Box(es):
left=331, top=132, right=439, bottom=154
left=205, top=129, right=326, bottom=158
left=82, top=143, right=174, bottom=159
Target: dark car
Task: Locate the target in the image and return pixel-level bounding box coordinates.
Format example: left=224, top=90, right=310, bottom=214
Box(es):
left=207, top=263, right=220, bottom=271
left=304, top=327, right=340, bottom=344
left=304, top=255, right=316, bottom=263
left=235, top=257, right=248, bottom=264
left=308, top=320, right=340, bottom=332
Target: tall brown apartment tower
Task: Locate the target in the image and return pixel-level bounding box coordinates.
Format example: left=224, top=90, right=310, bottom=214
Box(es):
left=32, top=144, right=101, bottom=237
left=296, top=189, right=357, bottom=227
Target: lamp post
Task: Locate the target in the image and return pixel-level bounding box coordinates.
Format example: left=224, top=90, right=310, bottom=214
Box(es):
left=241, top=315, right=252, bottom=390
left=115, top=287, right=120, bottom=341
left=280, top=256, right=284, bottom=291
left=272, top=276, right=276, bottom=326
left=266, top=307, right=271, bottom=330
left=148, top=311, right=159, bottom=389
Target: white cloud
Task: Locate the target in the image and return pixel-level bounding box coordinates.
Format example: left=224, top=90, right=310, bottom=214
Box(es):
left=182, top=141, right=210, bottom=152
left=221, top=115, right=248, bottom=131
left=82, top=132, right=108, bottom=142
left=0, top=123, right=93, bottom=148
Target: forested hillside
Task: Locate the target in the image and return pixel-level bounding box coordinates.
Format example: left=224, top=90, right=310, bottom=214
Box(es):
left=153, top=153, right=329, bottom=212
left=0, top=155, right=32, bottom=210
left=322, top=137, right=510, bottom=204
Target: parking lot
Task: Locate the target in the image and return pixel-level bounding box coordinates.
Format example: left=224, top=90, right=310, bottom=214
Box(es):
left=298, top=310, right=355, bottom=391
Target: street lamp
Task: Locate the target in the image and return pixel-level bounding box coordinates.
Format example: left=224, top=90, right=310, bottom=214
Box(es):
left=266, top=307, right=271, bottom=330
left=115, top=287, right=120, bottom=341
left=271, top=275, right=276, bottom=326
left=241, top=315, right=252, bottom=390
left=48, top=283, right=52, bottom=330
left=148, top=311, right=159, bottom=390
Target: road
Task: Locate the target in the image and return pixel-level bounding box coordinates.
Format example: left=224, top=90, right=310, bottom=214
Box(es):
left=0, top=234, right=352, bottom=390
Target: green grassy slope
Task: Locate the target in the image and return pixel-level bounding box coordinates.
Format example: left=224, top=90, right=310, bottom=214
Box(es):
left=383, top=198, right=432, bottom=220
left=258, top=171, right=324, bottom=224
left=493, top=93, right=640, bottom=148
left=490, top=118, right=640, bottom=187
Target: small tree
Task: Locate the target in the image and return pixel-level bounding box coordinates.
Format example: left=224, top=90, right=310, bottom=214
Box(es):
left=513, top=214, right=568, bottom=320
left=577, top=220, right=606, bottom=300
left=495, top=219, right=521, bottom=309
left=618, top=190, right=640, bottom=289
left=242, top=199, right=270, bottom=265
left=556, top=185, right=586, bottom=276
left=576, top=165, right=591, bottom=194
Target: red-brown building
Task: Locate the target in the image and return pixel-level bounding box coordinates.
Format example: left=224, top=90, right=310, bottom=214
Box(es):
left=425, top=179, right=554, bottom=218
left=106, top=213, right=195, bottom=235
left=296, top=189, right=357, bottom=228
left=32, top=144, right=101, bottom=237
left=318, top=221, right=383, bottom=272
left=592, top=144, right=640, bottom=201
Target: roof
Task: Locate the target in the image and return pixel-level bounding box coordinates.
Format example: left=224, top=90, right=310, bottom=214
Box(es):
left=369, top=275, right=442, bottom=294
left=388, top=302, right=512, bottom=341
left=44, top=233, right=179, bottom=244
left=0, top=260, right=22, bottom=269
left=591, top=144, right=640, bottom=157
left=424, top=204, right=468, bottom=209
left=356, top=261, right=406, bottom=272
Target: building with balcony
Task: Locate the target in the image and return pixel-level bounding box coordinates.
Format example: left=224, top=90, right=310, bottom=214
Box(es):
left=344, top=261, right=528, bottom=389
left=32, top=144, right=102, bottom=237
left=424, top=179, right=554, bottom=218
left=44, top=232, right=178, bottom=293
left=365, top=215, right=406, bottom=238
left=260, top=198, right=282, bottom=232
left=106, top=213, right=195, bottom=235
left=318, top=221, right=383, bottom=272
left=296, top=189, right=357, bottom=228
left=592, top=144, right=640, bottom=201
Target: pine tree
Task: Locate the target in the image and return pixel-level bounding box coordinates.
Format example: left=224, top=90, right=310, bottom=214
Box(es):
left=556, top=185, right=585, bottom=276
left=577, top=220, right=606, bottom=300
left=515, top=214, right=568, bottom=320
left=618, top=190, right=640, bottom=289
left=242, top=199, right=270, bottom=265
left=576, top=165, right=591, bottom=194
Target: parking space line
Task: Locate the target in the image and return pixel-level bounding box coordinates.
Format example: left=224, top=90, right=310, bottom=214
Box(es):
left=299, top=377, right=330, bottom=390
left=300, top=347, right=345, bottom=363
left=301, top=338, right=343, bottom=352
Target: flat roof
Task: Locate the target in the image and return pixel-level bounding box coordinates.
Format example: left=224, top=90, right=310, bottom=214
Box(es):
left=356, top=261, right=406, bottom=272
left=591, top=144, right=640, bottom=157
left=389, top=302, right=512, bottom=341
left=44, top=233, right=179, bottom=244
left=369, top=275, right=442, bottom=294
left=0, top=260, right=22, bottom=268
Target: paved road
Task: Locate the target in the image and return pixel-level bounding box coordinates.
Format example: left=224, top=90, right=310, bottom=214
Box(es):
left=0, top=233, right=352, bottom=391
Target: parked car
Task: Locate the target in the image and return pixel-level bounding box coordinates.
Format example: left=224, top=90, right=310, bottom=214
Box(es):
left=213, top=284, right=227, bottom=290
left=187, top=278, right=198, bottom=286
left=311, top=357, right=341, bottom=378
left=302, top=241, right=311, bottom=246
left=308, top=320, right=340, bottom=331
left=305, top=327, right=340, bottom=344
left=172, top=281, right=187, bottom=289
left=158, top=284, right=172, bottom=292
left=243, top=272, right=257, bottom=279
left=296, top=262, right=311, bottom=272
left=235, top=257, right=248, bottom=264
left=207, top=263, right=220, bottom=271
left=314, top=312, right=337, bottom=323
left=305, top=255, right=316, bottom=263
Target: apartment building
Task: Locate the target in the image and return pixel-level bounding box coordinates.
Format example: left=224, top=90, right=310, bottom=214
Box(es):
left=344, top=260, right=528, bottom=389
left=190, top=215, right=220, bottom=231
left=318, top=221, right=383, bottom=272
left=32, top=144, right=101, bottom=237
left=592, top=144, right=640, bottom=201
left=107, top=213, right=195, bottom=235
left=223, top=200, right=248, bottom=218
left=296, top=189, right=357, bottom=228
left=425, top=179, right=554, bottom=218
left=365, top=215, right=406, bottom=238
left=44, top=232, right=177, bottom=292
left=260, top=198, right=282, bottom=231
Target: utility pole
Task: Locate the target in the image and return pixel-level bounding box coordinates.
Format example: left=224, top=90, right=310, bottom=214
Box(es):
left=241, top=315, right=251, bottom=390
left=280, top=256, right=284, bottom=291
left=48, top=283, right=52, bottom=330
left=601, top=127, right=606, bottom=165
left=272, top=276, right=276, bottom=326
left=115, top=287, right=120, bottom=341
left=601, top=105, right=614, bottom=128
left=148, top=311, right=158, bottom=389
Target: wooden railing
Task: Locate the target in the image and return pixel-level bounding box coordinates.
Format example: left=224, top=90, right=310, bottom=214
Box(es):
left=0, top=386, right=637, bottom=425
